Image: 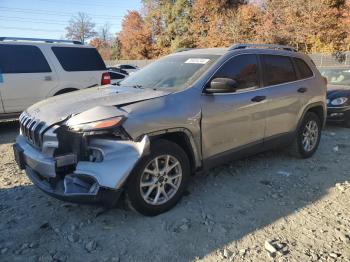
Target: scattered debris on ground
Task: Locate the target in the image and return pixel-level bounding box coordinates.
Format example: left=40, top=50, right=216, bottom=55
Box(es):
left=0, top=122, right=350, bottom=261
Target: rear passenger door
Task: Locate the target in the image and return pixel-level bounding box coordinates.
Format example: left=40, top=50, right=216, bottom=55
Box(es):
left=260, top=54, right=302, bottom=138
left=0, top=44, right=58, bottom=113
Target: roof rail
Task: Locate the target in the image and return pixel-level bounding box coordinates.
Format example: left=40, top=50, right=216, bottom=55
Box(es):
left=173, top=48, right=195, bottom=53
left=0, top=37, right=83, bottom=45
left=228, top=44, right=297, bottom=52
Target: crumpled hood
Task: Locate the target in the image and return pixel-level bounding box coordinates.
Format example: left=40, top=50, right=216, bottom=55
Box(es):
left=26, top=85, right=171, bottom=126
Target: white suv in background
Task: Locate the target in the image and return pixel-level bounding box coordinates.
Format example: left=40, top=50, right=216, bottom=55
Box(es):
left=0, top=37, right=110, bottom=119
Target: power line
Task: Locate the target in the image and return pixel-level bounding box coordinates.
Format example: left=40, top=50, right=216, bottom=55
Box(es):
left=0, top=7, right=124, bottom=19
left=37, top=0, right=131, bottom=8
left=0, top=26, right=64, bottom=33
left=0, top=16, right=117, bottom=26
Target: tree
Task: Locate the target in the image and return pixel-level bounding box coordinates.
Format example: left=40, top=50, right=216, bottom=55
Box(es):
left=118, top=10, right=153, bottom=59
left=65, top=12, right=97, bottom=43
left=190, top=0, right=245, bottom=47
left=256, top=0, right=349, bottom=52
left=99, top=23, right=112, bottom=43
left=142, top=0, right=195, bottom=55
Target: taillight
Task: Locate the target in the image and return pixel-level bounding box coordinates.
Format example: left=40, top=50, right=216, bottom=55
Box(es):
left=101, top=72, right=111, bottom=85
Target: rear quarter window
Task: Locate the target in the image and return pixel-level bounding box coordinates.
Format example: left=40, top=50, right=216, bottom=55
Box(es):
left=0, top=44, right=51, bottom=73
left=52, top=47, right=106, bottom=72
left=294, top=58, right=314, bottom=79
left=262, top=55, right=297, bottom=86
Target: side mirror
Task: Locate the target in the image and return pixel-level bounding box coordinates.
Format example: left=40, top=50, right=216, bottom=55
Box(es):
left=206, top=78, right=238, bottom=94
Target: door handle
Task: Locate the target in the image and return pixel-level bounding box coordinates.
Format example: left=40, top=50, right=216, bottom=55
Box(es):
left=297, top=87, right=307, bottom=93
left=251, top=96, right=266, bottom=102
left=44, top=76, right=52, bottom=81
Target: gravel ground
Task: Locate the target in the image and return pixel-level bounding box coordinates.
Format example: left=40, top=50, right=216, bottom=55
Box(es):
left=0, top=121, right=349, bottom=262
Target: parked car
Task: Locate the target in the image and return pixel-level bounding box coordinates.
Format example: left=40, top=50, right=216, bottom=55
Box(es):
left=0, top=37, right=110, bottom=119
left=109, top=70, right=128, bottom=85
left=13, top=44, right=326, bottom=216
left=319, top=66, right=350, bottom=127
left=107, top=66, right=129, bottom=75
left=114, top=64, right=139, bottom=74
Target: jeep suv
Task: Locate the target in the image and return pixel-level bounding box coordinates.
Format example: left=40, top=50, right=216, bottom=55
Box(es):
left=13, top=44, right=326, bottom=216
left=0, top=37, right=110, bottom=119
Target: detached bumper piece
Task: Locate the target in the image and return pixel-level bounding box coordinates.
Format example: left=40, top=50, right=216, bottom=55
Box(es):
left=26, top=166, right=121, bottom=204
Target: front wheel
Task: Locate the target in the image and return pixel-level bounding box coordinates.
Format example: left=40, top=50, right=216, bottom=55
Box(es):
left=126, top=139, right=190, bottom=216
left=290, top=112, right=322, bottom=158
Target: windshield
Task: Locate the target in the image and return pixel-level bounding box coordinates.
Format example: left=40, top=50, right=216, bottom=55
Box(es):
left=120, top=54, right=220, bottom=90
left=319, top=67, right=350, bottom=86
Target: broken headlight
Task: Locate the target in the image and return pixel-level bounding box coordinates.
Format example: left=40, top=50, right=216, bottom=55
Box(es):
left=68, top=117, right=124, bottom=132
left=67, top=116, right=130, bottom=139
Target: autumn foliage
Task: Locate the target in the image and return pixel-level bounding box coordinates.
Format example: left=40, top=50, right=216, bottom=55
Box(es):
left=116, top=0, right=349, bottom=59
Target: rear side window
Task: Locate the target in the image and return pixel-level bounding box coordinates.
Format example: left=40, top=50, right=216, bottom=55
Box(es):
left=0, top=44, right=51, bottom=73
left=262, top=55, right=297, bottom=86
left=294, top=58, right=313, bottom=79
left=52, top=47, right=106, bottom=71
left=213, top=54, right=259, bottom=90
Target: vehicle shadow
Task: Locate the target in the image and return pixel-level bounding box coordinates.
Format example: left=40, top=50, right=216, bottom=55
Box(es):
left=0, top=125, right=349, bottom=261
left=0, top=120, right=19, bottom=145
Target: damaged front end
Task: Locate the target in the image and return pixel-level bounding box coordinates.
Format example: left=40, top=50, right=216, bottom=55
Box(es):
left=14, top=106, right=149, bottom=205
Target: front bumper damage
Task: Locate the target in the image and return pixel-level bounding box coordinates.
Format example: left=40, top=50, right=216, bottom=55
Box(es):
left=14, top=133, right=150, bottom=204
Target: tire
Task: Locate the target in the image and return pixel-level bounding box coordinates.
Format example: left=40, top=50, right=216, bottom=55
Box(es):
left=125, top=139, right=190, bottom=216
left=289, top=112, right=322, bottom=158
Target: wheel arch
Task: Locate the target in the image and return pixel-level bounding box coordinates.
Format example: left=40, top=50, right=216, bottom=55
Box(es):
left=144, top=128, right=202, bottom=173
left=297, top=102, right=326, bottom=130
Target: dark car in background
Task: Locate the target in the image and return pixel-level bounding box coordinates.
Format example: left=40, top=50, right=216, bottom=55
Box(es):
left=319, top=67, right=350, bottom=127
left=107, top=67, right=128, bottom=85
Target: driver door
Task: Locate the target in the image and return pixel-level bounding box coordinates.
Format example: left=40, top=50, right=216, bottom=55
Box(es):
left=201, top=54, right=268, bottom=160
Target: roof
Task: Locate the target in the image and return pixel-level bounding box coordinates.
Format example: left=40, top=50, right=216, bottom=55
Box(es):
left=170, top=48, right=228, bottom=56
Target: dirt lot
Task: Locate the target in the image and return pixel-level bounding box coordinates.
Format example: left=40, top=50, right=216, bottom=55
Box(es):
left=0, top=121, right=350, bottom=262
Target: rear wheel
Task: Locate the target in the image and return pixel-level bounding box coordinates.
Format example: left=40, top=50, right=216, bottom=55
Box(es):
left=126, top=139, right=190, bottom=216
left=289, top=112, right=322, bottom=158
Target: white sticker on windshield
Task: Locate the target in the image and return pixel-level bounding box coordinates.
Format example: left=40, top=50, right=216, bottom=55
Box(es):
left=185, top=58, right=210, bottom=64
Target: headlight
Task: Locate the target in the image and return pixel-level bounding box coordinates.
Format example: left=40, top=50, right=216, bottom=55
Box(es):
left=330, top=97, right=348, bottom=106
left=68, top=116, right=124, bottom=132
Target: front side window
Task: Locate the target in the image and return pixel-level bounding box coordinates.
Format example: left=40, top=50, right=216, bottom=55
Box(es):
left=0, top=44, right=51, bottom=73
left=262, top=55, right=297, bottom=86
left=213, top=54, right=259, bottom=90
left=294, top=58, right=313, bottom=79
left=52, top=47, right=106, bottom=72
left=120, top=54, right=220, bottom=90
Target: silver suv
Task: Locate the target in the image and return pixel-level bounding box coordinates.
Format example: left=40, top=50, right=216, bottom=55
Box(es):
left=13, top=44, right=326, bottom=216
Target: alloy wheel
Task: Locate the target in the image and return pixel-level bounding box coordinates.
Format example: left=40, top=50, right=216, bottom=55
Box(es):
left=139, top=155, right=182, bottom=205
left=302, top=120, right=319, bottom=152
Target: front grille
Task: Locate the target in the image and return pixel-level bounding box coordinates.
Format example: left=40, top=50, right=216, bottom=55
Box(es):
left=19, top=112, right=47, bottom=148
